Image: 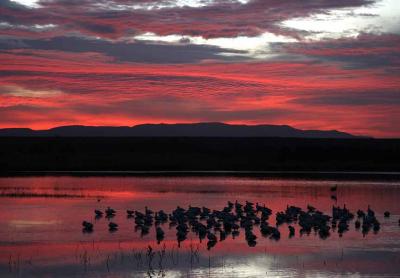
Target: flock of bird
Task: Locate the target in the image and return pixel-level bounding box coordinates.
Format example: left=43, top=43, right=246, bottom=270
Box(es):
left=82, top=185, right=398, bottom=249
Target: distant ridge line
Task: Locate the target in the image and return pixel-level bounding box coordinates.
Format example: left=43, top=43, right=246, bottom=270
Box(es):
left=0, top=122, right=366, bottom=138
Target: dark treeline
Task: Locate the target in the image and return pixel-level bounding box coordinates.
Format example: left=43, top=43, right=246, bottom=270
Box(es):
left=0, top=137, right=400, bottom=174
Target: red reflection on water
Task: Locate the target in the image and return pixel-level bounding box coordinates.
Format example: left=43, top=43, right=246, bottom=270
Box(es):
left=0, top=176, right=399, bottom=276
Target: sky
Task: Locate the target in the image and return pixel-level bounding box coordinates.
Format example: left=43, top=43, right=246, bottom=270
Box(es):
left=0, top=0, right=399, bottom=137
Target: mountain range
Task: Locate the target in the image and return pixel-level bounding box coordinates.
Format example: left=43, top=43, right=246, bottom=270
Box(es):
left=0, top=123, right=364, bottom=138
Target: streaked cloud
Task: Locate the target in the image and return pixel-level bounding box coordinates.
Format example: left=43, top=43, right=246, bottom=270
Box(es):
left=10, top=0, right=40, bottom=8
left=0, top=0, right=399, bottom=137
left=282, top=0, right=400, bottom=40
left=0, top=85, right=62, bottom=98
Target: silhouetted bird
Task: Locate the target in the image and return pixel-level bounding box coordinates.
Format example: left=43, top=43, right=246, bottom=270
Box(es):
left=367, top=205, right=375, bottom=217
left=288, top=225, right=295, bottom=237
left=357, top=209, right=365, bottom=218
left=156, top=226, right=164, bottom=243
left=82, top=221, right=93, bottom=232
left=106, top=207, right=116, bottom=216
left=207, top=232, right=217, bottom=242
left=307, top=204, right=315, bottom=212
left=94, top=210, right=103, bottom=217
left=145, top=206, right=153, bottom=215
left=207, top=240, right=217, bottom=250
left=220, top=230, right=227, bottom=241
left=108, top=222, right=118, bottom=231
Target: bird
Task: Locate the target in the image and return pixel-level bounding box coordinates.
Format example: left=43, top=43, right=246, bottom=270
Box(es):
left=288, top=225, right=295, bottom=237
left=145, top=206, right=153, bottom=215
left=207, top=232, right=217, bottom=242
left=156, top=227, right=164, bottom=243
left=219, top=230, right=227, bottom=241
left=367, top=205, right=375, bottom=217
left=357, top=210, right=365, bottom=218
left=108, top=222, right=118, bottom=231
left=140, top=225, right=150, bottom=236
left=82, top=221, right=93, bottom=232
left=307, top=204, right=315, bottom=212
left=384, top=211, right=390, bottom=218
left=106, top=207, right=116, bottom=216
left=373, top=221, right=380, bottom=232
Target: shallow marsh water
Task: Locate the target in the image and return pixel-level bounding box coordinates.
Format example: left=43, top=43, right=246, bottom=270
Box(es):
left=0, top=176, right=399, bottom=277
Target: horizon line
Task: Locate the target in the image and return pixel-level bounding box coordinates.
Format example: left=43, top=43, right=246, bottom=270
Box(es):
left=0, top=122, right=379, bottom=138
left=0, top=121, right=346, bottom=132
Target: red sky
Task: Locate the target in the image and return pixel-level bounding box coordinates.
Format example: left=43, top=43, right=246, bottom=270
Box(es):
left=0, top=0, right=399, bottom=137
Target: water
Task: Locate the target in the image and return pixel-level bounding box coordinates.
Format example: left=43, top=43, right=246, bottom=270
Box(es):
left=0, top=176, right=399, bottom=277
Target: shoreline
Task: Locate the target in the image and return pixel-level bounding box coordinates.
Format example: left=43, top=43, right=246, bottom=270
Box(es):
left=2, top=138, right=399, bottom=179
left=2, top=170, right=400, bottom=180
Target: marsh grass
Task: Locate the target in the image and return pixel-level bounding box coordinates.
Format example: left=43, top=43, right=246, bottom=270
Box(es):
left=0, top=187, right=105, bottom=198
left=6, top=241, right=400, bottom=278
left=69, top=241, right=210, bottom=276
left=8, top=254, right=20, bottom=274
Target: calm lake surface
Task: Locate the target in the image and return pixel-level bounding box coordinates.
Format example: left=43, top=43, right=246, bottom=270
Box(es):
left=0, top=176, right=399, bottom=277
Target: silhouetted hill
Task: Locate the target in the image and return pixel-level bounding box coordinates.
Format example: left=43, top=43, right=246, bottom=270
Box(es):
left=0, top=123, right=362, bottom=138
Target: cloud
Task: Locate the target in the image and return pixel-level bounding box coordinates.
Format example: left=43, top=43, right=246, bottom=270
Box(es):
left=276, top=33, right=400, bottom=69
left=0, top=0, right=376, bottom=40
left=291, top=90, right=400, bottom=106
left=0, top=85, right=62, bottom=97
left=71, top=96, right=295, bottom=123
left=0, top=36, right=248, bottom=63
left=0, top=48, right=399, bottom=136
left=1, top=0, right=399, bottom=137
left=282, top=0, right=400, bottom=39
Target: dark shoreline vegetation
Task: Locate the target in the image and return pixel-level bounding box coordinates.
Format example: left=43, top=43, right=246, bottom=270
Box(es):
left=0, top=186, right=102, bottom=198
left=1, top=137, right=400, bottom=177
left=0, top=192, right=88, bottom=198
